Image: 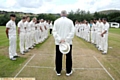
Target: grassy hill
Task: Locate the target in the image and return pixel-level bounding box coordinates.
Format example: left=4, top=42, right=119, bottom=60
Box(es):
left=0, top=10, right=38, bottom=17
left=98, top=9, right=120, bottom=14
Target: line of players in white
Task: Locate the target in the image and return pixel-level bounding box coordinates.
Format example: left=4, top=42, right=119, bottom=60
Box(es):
left=75, top=18, right=109, bottom=54
left=18, top=16, right=53, bottom=55
left=6, top=15, right=53, bottom=60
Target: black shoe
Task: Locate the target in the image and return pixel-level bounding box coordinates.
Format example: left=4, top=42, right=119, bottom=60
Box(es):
left=13, top=55, right=20, bottom=58
left=10, top=58, right=16, bottom=61
left=29, top=48, right=31, bottom=49
left=24, top=50, right=28, bottom=53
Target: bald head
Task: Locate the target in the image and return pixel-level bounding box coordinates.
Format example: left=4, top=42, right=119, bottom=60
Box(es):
left=61, top=10, right=67, bottom=17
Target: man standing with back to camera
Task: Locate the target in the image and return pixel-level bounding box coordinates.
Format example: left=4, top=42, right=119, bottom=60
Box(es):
left=53, top=10, right=75, bottom=76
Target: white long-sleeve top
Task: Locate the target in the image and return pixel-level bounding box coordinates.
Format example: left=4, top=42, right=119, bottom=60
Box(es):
left=52, top=17, right=75, bottom=45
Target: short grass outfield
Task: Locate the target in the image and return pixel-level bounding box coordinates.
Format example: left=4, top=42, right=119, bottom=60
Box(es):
left=0, top=26, right=120, bottom=80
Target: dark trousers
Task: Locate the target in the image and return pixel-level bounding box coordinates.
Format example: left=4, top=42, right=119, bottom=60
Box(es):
left=50, top=29, right=52, bottom=34
left=55, top=45, right=72, bottom=73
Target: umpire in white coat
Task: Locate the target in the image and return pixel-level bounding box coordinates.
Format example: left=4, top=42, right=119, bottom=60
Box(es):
left=53, top=10, right=75, bottom=76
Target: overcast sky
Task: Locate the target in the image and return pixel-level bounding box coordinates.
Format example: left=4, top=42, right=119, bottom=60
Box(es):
left=0, top=0, right=120, bottom=14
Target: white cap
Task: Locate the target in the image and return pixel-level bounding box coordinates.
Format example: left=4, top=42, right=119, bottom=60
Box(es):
left=59, top=42, right=70, bottom=54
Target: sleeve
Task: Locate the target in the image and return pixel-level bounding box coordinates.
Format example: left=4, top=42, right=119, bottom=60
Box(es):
left=17, top=22, right=21, bottom=28
left=6, top=21, right=11, bottom=28
left=24, top=22, right=27, bottom=28
left=52, top=21, right=62, bottom=43
left=65, top=21, right=75, bottom=42
left=105, top=24, right=109, bottom=31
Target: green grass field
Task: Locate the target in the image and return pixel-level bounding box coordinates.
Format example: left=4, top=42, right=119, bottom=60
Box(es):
left=0, top=26, right=120, bottom=79
left=0, top=26, right=49, bottom=77
left=0, top=26, right=26, bottom=77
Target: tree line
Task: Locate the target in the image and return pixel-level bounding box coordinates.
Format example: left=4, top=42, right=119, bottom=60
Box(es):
left=0, top=9, right=120, bottom=26
left=67, top=9, right=120, bottom=23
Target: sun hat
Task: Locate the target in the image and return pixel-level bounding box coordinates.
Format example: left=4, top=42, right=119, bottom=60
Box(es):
left=59, top=42, right=70, bottom=54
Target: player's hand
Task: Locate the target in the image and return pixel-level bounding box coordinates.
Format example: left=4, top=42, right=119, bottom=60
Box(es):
left=60, top=39, right=65, bottom=43
left=101, top=34, right=103, bottom=37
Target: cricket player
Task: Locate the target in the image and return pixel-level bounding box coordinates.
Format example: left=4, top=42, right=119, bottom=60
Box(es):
left=6, top=14, right=19, bottom=60
left=49, top=21, right=53, bottom=34
left=97, top=19, right=104, bottom=50
left=91, top=21, right=96, bottom=44
left=40, top=19, right=46, bottom=42
left=18, top=17, right=26, bottom=54
left=86, top=22, right=90, bottom=42
left=24, top=16, right=30, bottom=52
left=38, top=20, right=42, bottom=43
left=78, top=22, right=82, bottom=38
left=101, top=18, right=110, bottom=54
left=75, top=20, right=79, bottom=37
left=35, top=20, right=40, bottom=44
left=44, top=20, right=48, bottom=39
left=29, top=17, right=37, bottom=48
left=82, top=20, right=86, bottom=40
left=95, top=19, right=100, bottom=47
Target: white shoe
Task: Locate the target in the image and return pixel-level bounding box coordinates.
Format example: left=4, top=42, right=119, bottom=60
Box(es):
left=31, top=46, right=34, bottom=49
left=57, top=73, right=61, bottom=76
left=55, top=71, right=61, bottom=76
left=66, top=71, right=73, bottom=76
left=102, top=51, right=107, bottom=54
left=98, top=48, right=102, bottom=51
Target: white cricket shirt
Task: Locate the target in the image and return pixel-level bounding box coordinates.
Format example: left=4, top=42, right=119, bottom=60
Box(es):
left=18, top=20, right=25, bottom=32
left=6, top=20, right=16, bottom=36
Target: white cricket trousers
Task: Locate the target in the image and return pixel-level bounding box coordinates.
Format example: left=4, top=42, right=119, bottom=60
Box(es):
left=25, top=32, right=30, bottom=50
left=41, top=31, right=45, bottom=42
left=9, top=35, right=17, bottom=59
left=91, top=31, right=94, bottom=43
left=38, top=30, right=41, bottom=43
left=94, top=31, right=97, bottom=44
left=19, top=32, right=25, bottom=53
left=86, top=32, right=90, bottom=42
left=96, top=32, right=102, bottom=49
left=31, top=31, right=35, bottom=46
left=35, top=30, right=38, bottom=44
left=101, top=34, right=108, bottom=52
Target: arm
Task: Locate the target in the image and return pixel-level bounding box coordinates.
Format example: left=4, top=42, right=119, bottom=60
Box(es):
left=5, top=28, right=9, bottom=38
left=24, top=23, right=27, bottom=30
left=40, top=26, right=43, bottom=32
left=18, top=27, right=20, bottom=36
left=44, top=26, right=47, bottom=30
left=17, top=22, right=20, bottom=36
left=101, top=30, right=107, bottom=37
left=52, top=21, right=62, bottom=43
left=6, top=21, right=11, bottom=39
left=101, top=23, right=109, bottom=37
